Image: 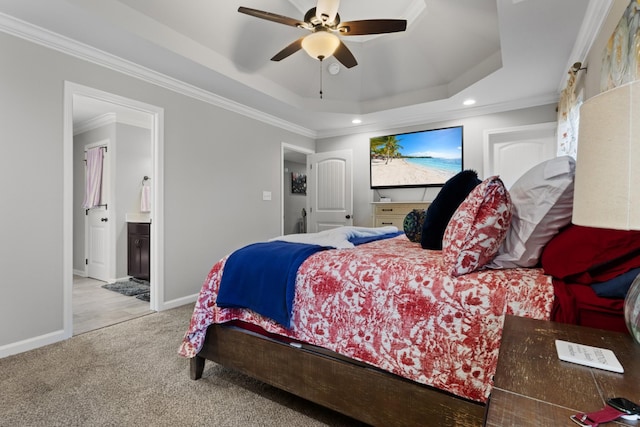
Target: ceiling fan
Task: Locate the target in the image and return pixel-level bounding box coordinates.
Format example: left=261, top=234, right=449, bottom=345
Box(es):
left=238, top=0, right=407, bottom=69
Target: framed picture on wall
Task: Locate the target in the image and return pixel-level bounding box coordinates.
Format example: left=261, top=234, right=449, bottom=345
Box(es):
left=291, top=172, right=306, bottom=195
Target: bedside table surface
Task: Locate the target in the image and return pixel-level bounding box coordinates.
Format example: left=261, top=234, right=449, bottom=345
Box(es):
left=486, top=315, right=640, bottom=426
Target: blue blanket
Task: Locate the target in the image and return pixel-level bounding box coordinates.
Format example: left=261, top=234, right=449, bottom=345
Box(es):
left=216, top=231, right=403, bottom=327
left=216, top=241, right=328, bottom=327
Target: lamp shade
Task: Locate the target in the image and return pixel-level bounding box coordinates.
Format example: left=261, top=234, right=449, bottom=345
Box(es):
left=301, top=31, right=340, bottom=60
left=572, top=80, right=640, bottom=230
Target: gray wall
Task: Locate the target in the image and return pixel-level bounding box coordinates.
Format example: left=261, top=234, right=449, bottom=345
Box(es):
left=0, top=31, right=313, bottom=350
left=316, top=105, right=558, bottom=227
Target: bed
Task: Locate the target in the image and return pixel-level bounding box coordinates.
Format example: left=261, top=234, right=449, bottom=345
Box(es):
left=180, top=233, right=553, bottom=426
left=179, top=161, right=634, bottom=426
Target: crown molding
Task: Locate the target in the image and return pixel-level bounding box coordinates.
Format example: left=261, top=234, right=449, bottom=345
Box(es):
left=0, top=12, right=316, bottom=139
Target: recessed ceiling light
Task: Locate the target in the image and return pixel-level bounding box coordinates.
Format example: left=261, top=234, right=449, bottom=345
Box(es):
left=352, top=118, right=362, bottom=124
left=463, top=99, right=476, bottom=106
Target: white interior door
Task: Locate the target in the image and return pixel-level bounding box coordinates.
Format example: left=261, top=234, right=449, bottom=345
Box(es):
left=84, top=141, right=112, bottom=282
left=307, top=150, right=353, bottom=232
left=483, top=122, right=557, bottom=189
left=87, top=206, right=109, bottom=281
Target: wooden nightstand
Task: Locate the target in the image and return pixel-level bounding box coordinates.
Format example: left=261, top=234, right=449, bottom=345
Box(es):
left=485, top=315, right=640, bottom=426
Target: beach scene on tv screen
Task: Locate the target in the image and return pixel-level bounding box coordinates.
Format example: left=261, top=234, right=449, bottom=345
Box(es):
left=370, top=126, right=462, bottom=188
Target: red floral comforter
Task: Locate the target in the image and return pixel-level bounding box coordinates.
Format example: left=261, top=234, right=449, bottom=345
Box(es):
left=179, top=235, right=553, bottom=402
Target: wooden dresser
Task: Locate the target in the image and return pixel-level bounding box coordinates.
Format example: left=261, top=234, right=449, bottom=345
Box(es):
left=371, top=201, right=430, bottom=228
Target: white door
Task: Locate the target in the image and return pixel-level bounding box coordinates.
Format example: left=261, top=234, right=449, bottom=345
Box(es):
left=87, top=206, right=109, bottom=281
left=307, top=150, right=353, bottom=232
left=484, top=122, right=557, bottom=189
left=84, top=141, right=111, bottom=282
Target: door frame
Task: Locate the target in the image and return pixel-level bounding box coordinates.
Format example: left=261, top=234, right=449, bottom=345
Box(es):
left=63, top=81, right=165, bottom=339
left=281, top=142, right=315, bottom=235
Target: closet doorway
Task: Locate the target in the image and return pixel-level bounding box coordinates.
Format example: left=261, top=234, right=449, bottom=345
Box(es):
left=281, top=143, right=314, bottom=235
left=64, top=82, right=164, bottom=337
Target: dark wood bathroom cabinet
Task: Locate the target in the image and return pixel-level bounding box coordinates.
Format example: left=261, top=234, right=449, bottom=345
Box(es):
left=127, top=222, right=150, bottom=281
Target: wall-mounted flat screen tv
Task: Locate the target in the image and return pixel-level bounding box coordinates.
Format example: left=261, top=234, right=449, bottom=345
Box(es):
left=370, top=125, right=463, bottom=189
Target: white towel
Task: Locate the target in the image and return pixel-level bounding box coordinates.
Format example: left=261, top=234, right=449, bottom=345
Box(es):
left=140, top=185, right=151, bottom=212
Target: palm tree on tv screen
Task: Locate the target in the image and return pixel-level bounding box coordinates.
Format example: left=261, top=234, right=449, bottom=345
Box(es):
left=371, top=136, right=403, bottom=164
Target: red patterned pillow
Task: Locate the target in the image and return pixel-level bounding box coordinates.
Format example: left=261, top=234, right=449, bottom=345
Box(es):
left=442, top=176, right=512, bottom=276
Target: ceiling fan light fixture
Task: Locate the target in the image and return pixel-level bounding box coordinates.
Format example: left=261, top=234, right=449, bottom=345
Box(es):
left=302, top=31, right=340, bottom=60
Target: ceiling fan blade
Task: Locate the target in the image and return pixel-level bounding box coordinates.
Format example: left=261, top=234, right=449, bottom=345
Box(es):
left=337, top=19, right=407, bottom=36
left=333, top=40, right=357, bottom=68
left=271, top=37, right=305, bottom=62
left=238, top=6, right=305, bottom=28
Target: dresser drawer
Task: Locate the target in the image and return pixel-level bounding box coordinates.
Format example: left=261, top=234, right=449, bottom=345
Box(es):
left=374, top=216, right=406, bottom=228
left=374, top=203, right=429, bottom=217
left=371, top=202, right=430, bottom=229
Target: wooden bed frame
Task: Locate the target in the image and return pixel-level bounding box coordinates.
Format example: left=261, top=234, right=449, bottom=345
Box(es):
left=190, top=324, right=486, bottom=426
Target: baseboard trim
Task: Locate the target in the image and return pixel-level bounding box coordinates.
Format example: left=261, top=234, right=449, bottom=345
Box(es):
left=159, top=293, right=197, bottom=311
left=0, top=293, right=198, bottom=358
left=0, top=329, right=69, bottom=359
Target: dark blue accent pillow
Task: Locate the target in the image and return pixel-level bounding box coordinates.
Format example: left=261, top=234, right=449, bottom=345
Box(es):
left=591, top=267, right=640, bottom=299
left=421, top=170, right=481, bottom=250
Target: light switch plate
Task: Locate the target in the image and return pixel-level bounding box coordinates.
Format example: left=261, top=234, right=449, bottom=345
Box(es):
left=262, top=191, right=272, bottom=201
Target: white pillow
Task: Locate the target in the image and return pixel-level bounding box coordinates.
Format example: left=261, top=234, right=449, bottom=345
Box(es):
left=490, top=156, right=576, bottom=268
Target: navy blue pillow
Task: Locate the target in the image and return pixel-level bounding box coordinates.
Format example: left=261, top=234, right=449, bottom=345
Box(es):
left=591, top=267, right=640, bottom=299
left=421, top=170, right=481, bottom=250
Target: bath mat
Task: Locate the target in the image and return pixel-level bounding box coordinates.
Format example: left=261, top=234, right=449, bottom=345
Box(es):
left=102, top=279, right=150, bottom=297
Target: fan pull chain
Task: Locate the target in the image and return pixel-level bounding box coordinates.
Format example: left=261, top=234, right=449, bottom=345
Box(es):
left=319, top=57, right=324, bottom=99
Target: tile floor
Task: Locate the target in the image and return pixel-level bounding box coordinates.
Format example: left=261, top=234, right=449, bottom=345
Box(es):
left=73, top=275, right=153, bottom=335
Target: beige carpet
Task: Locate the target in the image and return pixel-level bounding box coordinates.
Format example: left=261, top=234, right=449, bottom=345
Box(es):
left=0, top=304, right=365, bottom=427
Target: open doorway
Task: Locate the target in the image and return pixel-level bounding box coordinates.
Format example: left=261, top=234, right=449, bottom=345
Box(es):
left=63, top=82, right=165, bottom=337
left=281, top=143, right=314, bottom=235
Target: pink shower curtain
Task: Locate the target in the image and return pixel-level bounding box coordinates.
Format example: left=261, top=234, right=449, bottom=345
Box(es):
left=82, top=147, right=104, bottom=209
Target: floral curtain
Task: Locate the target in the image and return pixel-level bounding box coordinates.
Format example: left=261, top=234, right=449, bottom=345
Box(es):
left=557, top=71, right=582, bottom=158
left=558, top=0, right=640, bottom=158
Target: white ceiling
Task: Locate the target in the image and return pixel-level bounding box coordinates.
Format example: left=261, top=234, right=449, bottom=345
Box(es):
left=0, top=0, right=609, bottom=137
